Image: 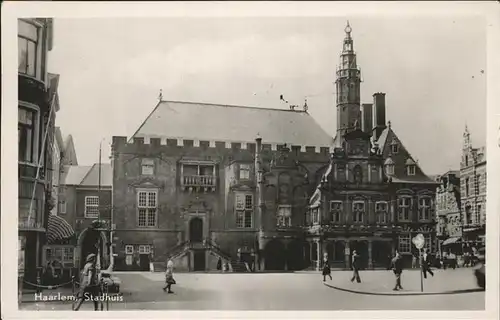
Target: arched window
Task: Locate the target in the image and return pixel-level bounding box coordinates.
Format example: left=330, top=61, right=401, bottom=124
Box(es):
left=353, top=165, right=363, bottom=184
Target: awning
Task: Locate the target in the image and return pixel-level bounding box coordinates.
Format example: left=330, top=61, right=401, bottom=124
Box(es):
left=47, top=214, right=75, bottom=244
left=442, top=237, right=461, bottom=246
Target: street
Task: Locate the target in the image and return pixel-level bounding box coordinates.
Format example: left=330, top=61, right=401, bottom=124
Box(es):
left=20, top=268, right=484, bottom=311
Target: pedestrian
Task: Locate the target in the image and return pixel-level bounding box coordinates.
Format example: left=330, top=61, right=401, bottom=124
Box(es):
left=350, top=250, right=361, bottom=283
left=412, top=254, right=417, bottom=269
left=73, top=253, right=101, bottom=311
left=322, top=254, right=332, bottom=282
left=163, top=259, right=176, bottom=293
left=217, top=257, right=222, bottom=272
left=391, top=251, right=404, bottom=291
left=422, top=249, right=434, bottom=279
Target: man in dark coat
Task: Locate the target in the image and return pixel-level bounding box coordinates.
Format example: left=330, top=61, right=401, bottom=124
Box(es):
left=391, top=251, right=404, bottom=291
left=350, top=250, right=361, bottom=283
left=73, top=253, right=101, bottom=311
left=422, top=249, right=434, bottom=279
left=322, top=254, right=332, bottom=282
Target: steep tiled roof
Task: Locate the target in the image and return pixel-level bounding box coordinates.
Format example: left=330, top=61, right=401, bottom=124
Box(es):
left=62, top=164, right=112, bottom=187
left=80, top=163, right=112, bottom=187
left=132, top=100, right=333, bottom=147
left=376, top=126, right=437, bottom=184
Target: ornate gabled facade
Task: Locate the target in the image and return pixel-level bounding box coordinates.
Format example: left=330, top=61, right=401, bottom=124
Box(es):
left=460, top=126, right=486, bottom=247
left=306, top=23, right=438, bottom=270
left=435, top=171, right=462, bottom=251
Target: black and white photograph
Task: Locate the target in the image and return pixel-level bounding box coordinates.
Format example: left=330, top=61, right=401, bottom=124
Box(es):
left=2, top=1, right=500, bottom=319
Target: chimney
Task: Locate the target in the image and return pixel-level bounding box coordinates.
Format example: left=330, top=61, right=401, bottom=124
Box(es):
left=372, top=92, right=387, bottom=140
left=361, top=103, right=373, bottom=135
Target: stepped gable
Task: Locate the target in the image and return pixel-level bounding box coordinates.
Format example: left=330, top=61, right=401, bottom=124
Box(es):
left=130, top=100, right=334, bottom=148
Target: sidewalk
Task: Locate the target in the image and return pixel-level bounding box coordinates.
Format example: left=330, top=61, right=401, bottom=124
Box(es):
left=323, top=268, right=483, bottom=296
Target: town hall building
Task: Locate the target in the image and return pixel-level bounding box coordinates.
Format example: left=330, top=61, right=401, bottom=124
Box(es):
left=110, top=22, right=438, bottom=272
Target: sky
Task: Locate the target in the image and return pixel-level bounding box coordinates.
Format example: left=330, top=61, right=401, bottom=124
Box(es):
left=49, top=16, right=486, bottom=175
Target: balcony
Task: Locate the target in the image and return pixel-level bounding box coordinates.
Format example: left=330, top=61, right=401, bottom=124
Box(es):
left=181, top=175, right=216, bottom=192
left=19, top=73, right=47, bottom=107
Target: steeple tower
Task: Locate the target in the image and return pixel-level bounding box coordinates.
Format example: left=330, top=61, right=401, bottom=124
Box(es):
left=335, top=21, right=362, bottom=138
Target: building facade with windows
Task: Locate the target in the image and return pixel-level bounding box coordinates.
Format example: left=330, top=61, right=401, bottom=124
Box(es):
left=111, top=22, right=437, bottom=272
left=460, top=127, right=486, bottom=248
left=305, top=22, right=438, bottom=270
left=434, top=171, right=462, bottom=254
left=18, top=18, right=55, bottom=284
left=42, top=163, right=113, bottom=273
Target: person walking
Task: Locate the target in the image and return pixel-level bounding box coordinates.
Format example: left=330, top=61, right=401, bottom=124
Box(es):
left=412, top=254, right=418, bottom=269
left=422, top=249, right=434, bottom=279
left=217, top=257, right=222, bottom=272
left=73, top=253, right=101, bottom=311
left=350, top=250, right=361, bottom=283
left=163, top=259, right=176, bottom=293
left=322, top=254, right=332, bottom=282
left=391, top=251, right=404, bottom=291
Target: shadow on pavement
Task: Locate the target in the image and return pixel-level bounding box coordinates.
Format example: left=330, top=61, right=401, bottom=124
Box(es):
left=324, top=283, right=484, bottom=296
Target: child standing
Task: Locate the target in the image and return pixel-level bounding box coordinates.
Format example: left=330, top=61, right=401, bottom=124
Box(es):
left=163, top=260, right=176, bottom=293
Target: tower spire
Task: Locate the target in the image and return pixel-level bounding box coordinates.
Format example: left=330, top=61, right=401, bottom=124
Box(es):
left=335, top=21, right=361, bottom=140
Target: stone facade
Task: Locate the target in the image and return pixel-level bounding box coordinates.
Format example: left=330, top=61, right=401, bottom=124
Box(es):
left=460, top=127, right=486, bottom=246
left=111, top=137, right=329, bottom=271
left=435, top=171, right=462, bottom=239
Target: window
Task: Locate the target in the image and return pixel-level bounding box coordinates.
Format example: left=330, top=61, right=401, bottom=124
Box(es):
left=424, top=234, right=432, bottom=252
left=407, top=165, right=416, bottom=176
left=352, top=201, right=365, bottom=223
left=375, top=201, right=388, bottom=224
left=465, top=205, right=472, bottom=224
left=353, top=165, right=363, bottom=184
left=239, top=164, right=251, bottom=180
left=84, top=196, right=99, bottom=218
left=59, top=200, right=66, bottom=214
left=398, top=197, right=411, bottom=221
left=18, top=106, right=38, bottom=163
left=18, top=20, right=39, bottom=76
left=277, top=205, right=292, bottom=227
left=312, top=208, right=319, bottom=225
left=63, top=247, right=74, bottom=262
left=330, top=201, right=342, bottom=223
left=475, top=174, right=480, bottom=195
left=391, top=144, right=399, bottom=154
left=138, top=245, right=151, bottom=254
left=141, top=158, right=154, bottom=175
left=465, top=178, right=469, bottom=197
left=418, top=197, right=431, bottom=220
left=125, top=245, right=134, bottom=254
left=398, top=234, right=411, bottom=253
left=137, top=190, right=157, bottom=227
left=476, top=204, right=482, bottom=224
left=235, top=193, right=253, bottom=228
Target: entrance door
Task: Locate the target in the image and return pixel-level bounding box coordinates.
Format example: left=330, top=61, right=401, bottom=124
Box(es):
left=189, top=218, right=203, bottom=243
left=139, top=254, right=150, bottom=271
left=193, top=251, right=206, bottom=271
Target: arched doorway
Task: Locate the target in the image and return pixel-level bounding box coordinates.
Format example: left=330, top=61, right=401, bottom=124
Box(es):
left=372, top=241, right=392, bottom=269
left=79, top=229, right=107, bottom=269
left=264, top=240, right=286, bottom=271
left=189, top=218, right=203, bottom=243
left=286, top=240, right=304, bottom=271
left=350, top=240, right=368, bottom=270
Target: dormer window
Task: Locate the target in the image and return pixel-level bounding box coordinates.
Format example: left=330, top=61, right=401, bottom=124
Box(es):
left=384, top=158, right=395, bottom=176
left=405, top=158, right=416, bottom=176
left=391, top=142, right=399, bottom=154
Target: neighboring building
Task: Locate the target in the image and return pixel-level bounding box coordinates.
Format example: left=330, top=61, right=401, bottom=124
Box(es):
left=435, top=171, right=462, bottom=253
left=111, top=22, right=437, bottom=272
left=306, top=23, right=438, bottom=270
left=49, top=126, right=78, bottom=217
left=460, top=126, right=486, bottom=248
left=18, top=18, right=55, bottom=284
left=42, top=163, right=112, bottom=278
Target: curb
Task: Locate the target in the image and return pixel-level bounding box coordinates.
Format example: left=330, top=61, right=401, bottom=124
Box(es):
left=323, top=283, right=484, bottom=296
